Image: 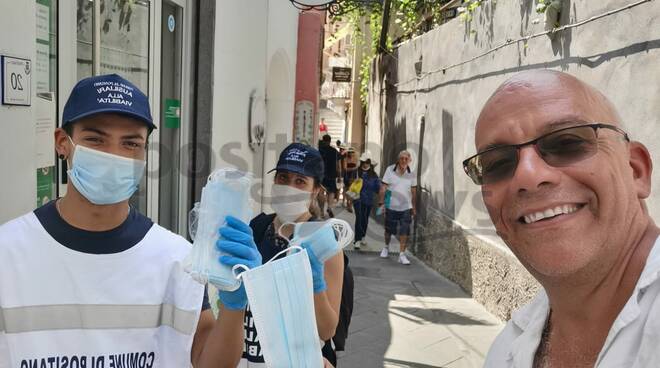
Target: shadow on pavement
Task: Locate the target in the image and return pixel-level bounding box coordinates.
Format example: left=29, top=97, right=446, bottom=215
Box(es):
left=337, top=251, right=502, bottom=368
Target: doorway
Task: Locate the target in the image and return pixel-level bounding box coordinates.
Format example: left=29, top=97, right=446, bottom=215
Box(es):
left=159, top=0, right=192, bottom=233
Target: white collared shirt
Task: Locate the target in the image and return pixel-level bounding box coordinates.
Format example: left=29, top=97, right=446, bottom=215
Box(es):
left=382, top=164, right=417, bottom=211
left=485, top=236, right=660, bottom=368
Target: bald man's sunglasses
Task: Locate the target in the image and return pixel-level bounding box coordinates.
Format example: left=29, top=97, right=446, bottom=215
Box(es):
left=463, top=123, right=630, bottom=185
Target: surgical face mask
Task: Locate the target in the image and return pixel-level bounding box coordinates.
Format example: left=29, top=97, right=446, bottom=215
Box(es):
left=270, top=184, right=312, bottom=222
left=67, top=136, right=146, bottom=205
left=185, top=168, right=253, bottom=291
left=278, top=219, right=354, bottom=263
left=234, top=247, right=324, bottom=368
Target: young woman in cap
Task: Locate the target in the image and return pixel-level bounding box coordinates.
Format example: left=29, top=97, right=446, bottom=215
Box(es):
left=352, top=152, right=381, bottom=250
left=240, top=142, right=345, bottom=367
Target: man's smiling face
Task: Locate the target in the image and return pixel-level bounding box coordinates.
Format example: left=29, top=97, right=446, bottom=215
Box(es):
left=475, top=71, right=641, bottom=280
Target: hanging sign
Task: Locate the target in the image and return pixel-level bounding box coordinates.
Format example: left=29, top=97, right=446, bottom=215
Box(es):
left=332, top=67, right=351, bottom=82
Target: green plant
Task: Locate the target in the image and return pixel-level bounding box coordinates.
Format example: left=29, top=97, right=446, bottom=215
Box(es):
left=457, top=0, right=483, bottom=23
left=536, top=0, right=562, bottom=14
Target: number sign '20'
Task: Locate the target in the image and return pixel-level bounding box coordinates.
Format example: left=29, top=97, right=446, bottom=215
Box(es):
left=2, top=56, right=32, bottom=106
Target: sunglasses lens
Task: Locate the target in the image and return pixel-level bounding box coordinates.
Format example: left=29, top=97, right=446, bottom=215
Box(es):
left=476, top=147, right=518, bottom=184
left=538, top=126, right=598, bottom=166
left=465, top=125, right=607, bottom=185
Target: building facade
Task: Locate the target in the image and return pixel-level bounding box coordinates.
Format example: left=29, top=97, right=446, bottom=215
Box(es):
left=0, top=0, right=301, bottom=236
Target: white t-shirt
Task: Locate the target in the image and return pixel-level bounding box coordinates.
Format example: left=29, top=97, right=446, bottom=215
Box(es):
left=0, top=211, right=204, bottom=368
left=484, top=236, right=660, bottom=367
left=382, top=164, right=417, bottom=211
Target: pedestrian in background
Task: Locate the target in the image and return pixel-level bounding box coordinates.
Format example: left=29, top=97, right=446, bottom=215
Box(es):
left=352, top=152, right=381, bottom=250
left=336, top=140, right=346, bottom=204
left=379, top=150, right=417, bottom=265
left=343, top=147, right=358, bottom=212
left=318, top=134, right=341, bottom=218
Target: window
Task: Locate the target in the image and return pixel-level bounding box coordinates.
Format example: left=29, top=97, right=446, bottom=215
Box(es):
left=76, top=0, right=150, bottom=90
left=75, top=0, right=151, bottom=213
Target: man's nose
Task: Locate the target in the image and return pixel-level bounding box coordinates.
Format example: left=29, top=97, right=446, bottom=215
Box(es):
left=511, top=146, right=561, bottom=193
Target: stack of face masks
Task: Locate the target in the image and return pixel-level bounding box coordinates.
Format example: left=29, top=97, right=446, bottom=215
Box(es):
left=279, top=218, right=354, bottom=262
left=185, top=168, right=253, bottom=291
left=234, top=247, right=324, bottom=368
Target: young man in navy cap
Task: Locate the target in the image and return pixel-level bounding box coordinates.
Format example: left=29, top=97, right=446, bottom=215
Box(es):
left=0, top=74, right=260, bottom=367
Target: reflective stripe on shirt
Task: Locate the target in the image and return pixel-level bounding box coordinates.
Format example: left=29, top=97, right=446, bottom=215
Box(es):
left=0, top=303, right=198, bottom=335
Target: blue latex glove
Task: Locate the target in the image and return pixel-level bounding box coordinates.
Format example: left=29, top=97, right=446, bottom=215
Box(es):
left=302, top=242, right=327, bottom=294
left=216, top=216, right=262, bottom=310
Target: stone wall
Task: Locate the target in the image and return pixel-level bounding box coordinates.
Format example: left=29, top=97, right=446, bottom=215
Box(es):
left=367, top=0, right=660, bottom=320
left=414, top=212, right=540, bottom=321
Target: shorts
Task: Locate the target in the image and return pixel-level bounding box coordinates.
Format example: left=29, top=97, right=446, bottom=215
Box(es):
left=385, top=209, right=412, bottom=236
left=322, top=177, right=338, bottom=193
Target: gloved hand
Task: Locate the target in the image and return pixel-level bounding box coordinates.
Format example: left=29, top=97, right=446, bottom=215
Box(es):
left=302, top=242, right=327, bottom=294
left=216, top=215, right=262, bottom=310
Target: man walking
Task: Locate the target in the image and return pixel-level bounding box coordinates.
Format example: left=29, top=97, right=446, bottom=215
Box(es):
left=379, top=150, right=417, bottom=265
left=465, top=70, right=660, bottom=367
left=319, top=134, right=341, bottom=218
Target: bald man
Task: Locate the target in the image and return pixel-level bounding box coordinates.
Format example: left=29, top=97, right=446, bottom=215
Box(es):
left=462, top=70, right=659, bottom=367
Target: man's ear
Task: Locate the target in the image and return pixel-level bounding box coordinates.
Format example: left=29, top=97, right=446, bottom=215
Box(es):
left=54, top=128, right=72, bottom=160
left=628, top=141, right=653, bottom=199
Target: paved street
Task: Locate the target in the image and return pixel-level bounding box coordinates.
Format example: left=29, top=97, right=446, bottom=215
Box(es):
left=334, top=207, right=504, bottom=368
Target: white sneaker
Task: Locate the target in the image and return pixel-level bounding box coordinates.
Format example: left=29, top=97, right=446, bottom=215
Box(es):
left=353, top=241, right=361, bottom=250
left=380, top=247, right=389, bottom=258
left=360, top=240, right=367, bottom=247
left=398, top=253, right=411, bottom=265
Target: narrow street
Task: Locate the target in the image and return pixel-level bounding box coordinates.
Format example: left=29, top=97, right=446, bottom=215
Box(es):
left=334, top=208, right=503, bottom=368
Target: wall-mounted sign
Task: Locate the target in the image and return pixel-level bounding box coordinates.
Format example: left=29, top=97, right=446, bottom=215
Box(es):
left=294, top=100, right=315, bottom=145
left=168, top=14, right=176, bottom=32
left=37, top=166, right=54, bottom=208
left=164, top=98, right=181, bottom=128
left=441, top=8, right=458, bottom=21
left=332, top=67, right=351, bottom=83
left=2, top=56, right=32, bottom=106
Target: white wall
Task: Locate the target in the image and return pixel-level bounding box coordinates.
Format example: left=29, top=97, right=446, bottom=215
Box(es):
left=213, top=0, right=299, bottom=212
left=0, top=1, right=37, bottom=223
left=263, top=0, right=299, bottom=211
left=369, top=0, right=660, bottom=251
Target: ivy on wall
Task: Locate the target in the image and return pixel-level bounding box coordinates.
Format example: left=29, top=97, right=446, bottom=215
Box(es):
left=332, top=0, right=558, bottom=107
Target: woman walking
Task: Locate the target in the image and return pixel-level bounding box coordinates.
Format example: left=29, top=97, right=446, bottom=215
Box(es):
left=342, top=148, right=358, bottom=212
left=352, top=152, right=381, bottom=250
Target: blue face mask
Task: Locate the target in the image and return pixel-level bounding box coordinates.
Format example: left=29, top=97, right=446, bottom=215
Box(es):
left=234, top=246, right=324, bottom=368
left=67, top=137, right=146, bottom=205
left=279, top=219, right=354, bottom=263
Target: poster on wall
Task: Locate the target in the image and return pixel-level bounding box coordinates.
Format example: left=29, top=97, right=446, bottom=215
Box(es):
left=294, top=100, right=315, bottom=145
left=35, top=0, right=51, bottom=95
left=37, top=167, right=54, bottom=207
left=35, top=93, right=56, bottom=168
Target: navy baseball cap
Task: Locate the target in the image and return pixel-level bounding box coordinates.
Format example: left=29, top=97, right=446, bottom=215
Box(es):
left=268, top=143, right=325, bottom=181
left=62, top=74, right=155, bottom=130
